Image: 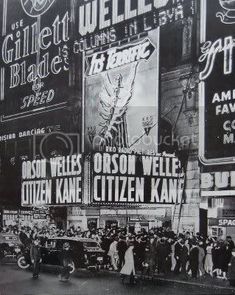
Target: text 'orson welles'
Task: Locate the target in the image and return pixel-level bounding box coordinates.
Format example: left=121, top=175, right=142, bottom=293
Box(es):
left=21, top=154, right=83, bottom=206
left=92, top=153, right=185, bottom=204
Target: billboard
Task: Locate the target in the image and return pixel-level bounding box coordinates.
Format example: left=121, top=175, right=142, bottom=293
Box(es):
left=199, top=0, right=235, bottom=165
left=0, top=0, right=72, bottom=120
left=90, top=152, right=184, bottom=205
left=84, top=28, right=159, bottom=153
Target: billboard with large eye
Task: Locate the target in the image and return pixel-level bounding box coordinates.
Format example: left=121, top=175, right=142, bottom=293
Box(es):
left=84, top=28, right=159, bottom=153
left=199, top=0, right=235, bottom=165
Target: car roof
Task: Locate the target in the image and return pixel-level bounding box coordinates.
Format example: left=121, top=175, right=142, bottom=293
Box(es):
left=0, top=233, right=21, bottom=243
left=48, top=237, right=98, bottom=243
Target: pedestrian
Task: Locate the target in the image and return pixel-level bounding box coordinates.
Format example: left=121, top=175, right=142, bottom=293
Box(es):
left=156, top=238, right=168, bottom=274
left=120, top=242, right=136, bottom=284
left=228, top=249, right=235, bottom=286
left=180, top=240, right=189, bottom=275
left=59, top=242, right=73, bottom=282
left=146, top=235, right=157, bottom=276
left=189, top=242, right=199, bottom=278
left=108, top=236, right=119, bottom=271
left=204, top=240, right=213, bottom=276
left=198, top=241, right=205, bottom=276
left=174, top=238, right=183, bottom=274
left=117, top=235, right=127, bottom=270
left=30, top=238, right=42, bottom=279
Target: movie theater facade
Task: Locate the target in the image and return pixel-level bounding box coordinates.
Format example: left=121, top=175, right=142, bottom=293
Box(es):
left=1, top=0, right=234, bottom=238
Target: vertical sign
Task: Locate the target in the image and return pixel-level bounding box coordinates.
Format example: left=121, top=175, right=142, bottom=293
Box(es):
left=0, top=0, right=70, bottom=120
left=84, top=27, right=159, bottom=153
left=199, top=0, right=235, bottom=165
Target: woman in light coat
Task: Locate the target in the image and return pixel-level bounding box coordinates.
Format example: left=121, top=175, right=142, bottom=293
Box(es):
left=120, top=242, right=136, bottom=284
left=205, top=240, right=213, bottom=276
left=108, top=237, right=119, bottom=271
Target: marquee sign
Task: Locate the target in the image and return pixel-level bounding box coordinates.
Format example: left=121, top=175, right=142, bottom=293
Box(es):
left=199, top=0, right=235, bottom=165
left=90, top=152, right=184, bottom=204
left=21, top=154, right=83, bottom=206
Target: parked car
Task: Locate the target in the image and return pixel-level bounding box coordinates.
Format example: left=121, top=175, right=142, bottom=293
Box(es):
left=17, top=237, right=104, bottom=273
left=0, top=233, right=22, bottom=259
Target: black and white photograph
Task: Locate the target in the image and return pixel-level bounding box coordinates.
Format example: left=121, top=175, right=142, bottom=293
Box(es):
left=1, top=0, right=235, bottom=295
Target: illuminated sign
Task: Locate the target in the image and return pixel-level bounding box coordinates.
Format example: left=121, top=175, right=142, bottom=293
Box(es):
left=90, top=152, right=184, bottom=204
left=201, top=171, right=235, bottom=197
left=21, top=154, right=83, bottom=206
left=74, top=0, right=195, bottom=52
left=199, top=0, right=235, bottom=165
left=0, top=0, right=71, bottom=120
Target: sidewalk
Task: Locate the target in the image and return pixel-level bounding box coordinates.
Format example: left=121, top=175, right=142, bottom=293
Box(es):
left=136, top=272, right=235, bottom=292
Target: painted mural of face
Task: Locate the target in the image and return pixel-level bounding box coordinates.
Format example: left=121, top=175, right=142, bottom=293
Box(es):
left=219, top=0, right=235, bottom=11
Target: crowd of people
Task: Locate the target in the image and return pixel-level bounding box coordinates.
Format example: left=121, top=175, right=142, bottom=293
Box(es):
left=1, top=224, right=235, bottom=284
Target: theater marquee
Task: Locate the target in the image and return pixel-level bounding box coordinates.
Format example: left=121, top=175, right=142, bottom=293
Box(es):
left=199, top=0, right=235, bottom=165
left=90, top=152, right=184, bottom=205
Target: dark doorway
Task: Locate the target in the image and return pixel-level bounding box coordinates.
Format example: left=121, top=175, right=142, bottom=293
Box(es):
left=200, top=209, right=208, bottom=237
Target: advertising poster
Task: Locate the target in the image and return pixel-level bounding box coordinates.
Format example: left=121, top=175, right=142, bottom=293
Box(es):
left=199, top=0, right=235, bottom=164
left=84, top=28, right=159, bottom=153
left=0, top=0, right=70, bottom=120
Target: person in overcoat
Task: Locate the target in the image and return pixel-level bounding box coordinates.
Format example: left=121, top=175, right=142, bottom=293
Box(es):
left=30, top=238, right=42, bottom=279
left=59, top=242, right=73, bottom=282
left=120, top=242, right=136, bottom=284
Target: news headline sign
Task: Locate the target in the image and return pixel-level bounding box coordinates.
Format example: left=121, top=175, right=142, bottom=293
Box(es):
left=199, top=0, right=235, bottom=165
left=74, top=0, right=195, bottom=52
left=21, top=154, right=83, bottom=206
left=90, top=152, right=184, bottom=204
left=0, top=0, right=70, bottom=120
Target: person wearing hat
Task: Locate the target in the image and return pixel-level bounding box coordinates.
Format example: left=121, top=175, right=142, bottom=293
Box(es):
left=30, top=238, right=42, bottom=279
left=117, top=235, right=127, bottom=270
left=59, top=242, right=73, bottom=282
left=228, top=249, right=235, bottom=286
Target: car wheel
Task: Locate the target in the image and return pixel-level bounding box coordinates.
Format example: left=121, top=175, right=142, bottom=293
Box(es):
left=68, top=261, right=75, bottom=274
left=17, top=256, right=30, bottom=270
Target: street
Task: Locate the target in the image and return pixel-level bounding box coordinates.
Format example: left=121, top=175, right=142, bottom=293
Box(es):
left=0, top=264, right=232, bottom=295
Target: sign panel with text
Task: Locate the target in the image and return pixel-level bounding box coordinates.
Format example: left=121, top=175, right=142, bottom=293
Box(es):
left=0, top=0, right=71, bottom=120
left=84, top=28, right=159, bottom=153
left=199, top=0, right=235, bottom=165
left=90, top=152, right=184, bottom=204
left=21, top=154, right=83, bottom=206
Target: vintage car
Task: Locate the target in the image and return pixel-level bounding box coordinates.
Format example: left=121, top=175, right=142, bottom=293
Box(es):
left=17, top=237, right=104, bottom=273
left=0, top=233, right=22, bottom=259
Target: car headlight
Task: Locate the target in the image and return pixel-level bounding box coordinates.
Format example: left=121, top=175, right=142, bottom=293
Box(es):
left=15, top=247, right=21, bottom=253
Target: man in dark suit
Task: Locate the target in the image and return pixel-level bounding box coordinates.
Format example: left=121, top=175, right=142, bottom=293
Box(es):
left=174, top=238, right=183, bottom=274
left=117, top=236, right=127, bottom=270
left=30, top=238, right=42, bottom=279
